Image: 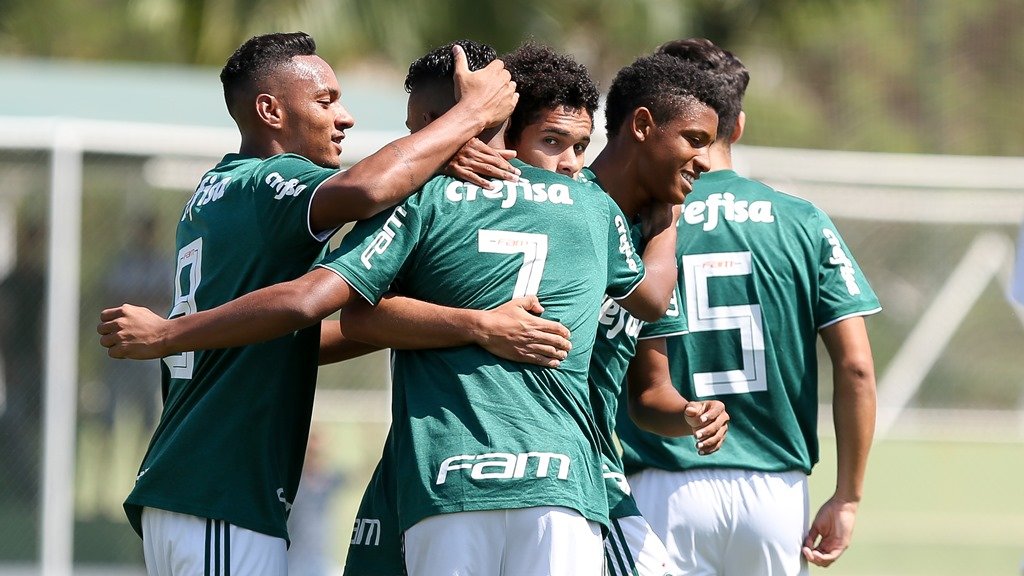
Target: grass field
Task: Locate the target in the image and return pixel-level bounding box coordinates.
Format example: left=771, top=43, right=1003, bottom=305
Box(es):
left=5, top=410, right=1021, bottom=575
left=315, top=417, right=1024, bottom=576
left=807, top=434, right=1024, bottom=576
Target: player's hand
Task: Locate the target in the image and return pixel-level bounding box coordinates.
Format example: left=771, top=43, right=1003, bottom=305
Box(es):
left=802, top=495, right=858, bottom=567
left=683, top=400, right=729, bottom=455
left=452, top=44, right=518, bottom=129
left=476, top=296, right=571, bottom=368
left=639, top=201, right=678, bottom=241
left=445, top=138, right=520, bottom=189
left=97, top=304, right=169, bottom=359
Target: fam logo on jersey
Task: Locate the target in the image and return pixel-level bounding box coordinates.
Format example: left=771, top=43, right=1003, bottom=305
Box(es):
left=683, top=192, right=774, bottom=231
left=822, top=228, right=862, bottom=295
left=614, top=216, right=640, bottom=272
left=265, top=172, right=308, bottom=200
left=435, top=452, right=571, bottom=485
left=444, top=178, right=574, bottom=209
left=361, top=206, right=408, bottom=269
left=351, top=518, right=381, bottom=546
left=182, top=175, right=232, bottom=221
left=599, top=296, right=644, bottom=340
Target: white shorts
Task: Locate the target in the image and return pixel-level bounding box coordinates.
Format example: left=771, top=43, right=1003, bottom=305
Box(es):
left=141, top=507, right=287, bottom=576
left=629, top=468, right=809, bottom=576
left=404, top=506, right=603, bottom=576
left=605, top=515, right=674, bottom=576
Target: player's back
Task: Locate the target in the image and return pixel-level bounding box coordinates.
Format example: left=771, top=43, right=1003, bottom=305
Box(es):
left=125, top=153, right=337, bottom=541
left=326, top=160, right=645, bottom=532
left=618, top=169, right=879, bottom=475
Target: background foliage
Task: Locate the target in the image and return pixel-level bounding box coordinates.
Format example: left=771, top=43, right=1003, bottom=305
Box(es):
left=1, top=0, right=1021, bottom=155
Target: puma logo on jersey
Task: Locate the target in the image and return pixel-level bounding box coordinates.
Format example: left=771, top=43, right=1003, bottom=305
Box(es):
left=683, top=192, right=775, bottom=231
left=599, top=296, right=644, bottom=340
left=444, top=178, right=574, bottom=209
left=266, top=172, right=308, bottom=200
left=436, top=452, right=571, bottom=485
left=276, top=488, right=293, bottom=513
left=361, top=206, right=408, bottom=269
left=614, top=216, right=640, bottom=272
left=351, top=518, right=381, bottom=546
left=822, top=228, right=862, bottom=295
left=182, top=175, right=232, bottom=221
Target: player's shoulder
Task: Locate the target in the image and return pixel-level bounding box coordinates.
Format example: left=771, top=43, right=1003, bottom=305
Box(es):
left=255, top=153, right=339, bottom=180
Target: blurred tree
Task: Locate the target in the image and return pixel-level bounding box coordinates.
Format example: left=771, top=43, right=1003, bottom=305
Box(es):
left=0, top=0, right=1019, bottom=155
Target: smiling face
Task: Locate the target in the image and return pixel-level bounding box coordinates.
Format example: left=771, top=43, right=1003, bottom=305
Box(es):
left=512, top=105, right=593, bottom=178
left=274, top=55, right=355, bottom=168
left=637, top=99, right=718, bottom=203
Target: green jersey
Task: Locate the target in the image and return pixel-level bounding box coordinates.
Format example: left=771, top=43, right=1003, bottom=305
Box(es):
left=617, top=170, right=881, bottom=475
left=124, top=153, right=338, bottom=541
left=321, top=160, right=645, bottom=532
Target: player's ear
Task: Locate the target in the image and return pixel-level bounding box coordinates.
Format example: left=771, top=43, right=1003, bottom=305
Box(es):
left=730, top=111, right=745, bottom=144
left=255, top=93, right=284, bottom=130
left=630, top=107, right=654, bottom=143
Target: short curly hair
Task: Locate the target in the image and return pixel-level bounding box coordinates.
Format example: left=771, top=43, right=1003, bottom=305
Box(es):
left=220, top=32, right=318, bottom=119
left=501, top=42, right=600, bottom=144
left=405, top=39, right=497, bottom=93
left=604, top=53, right=726, bottom=139
left=657, top=38, right=748, bottom=143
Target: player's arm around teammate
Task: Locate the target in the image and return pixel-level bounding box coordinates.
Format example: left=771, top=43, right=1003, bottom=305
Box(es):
left=306, top=45, right=519, bottom=231
left=802, top=316, right=876, bottom=567
left=627, top=336, right=730, bottom=454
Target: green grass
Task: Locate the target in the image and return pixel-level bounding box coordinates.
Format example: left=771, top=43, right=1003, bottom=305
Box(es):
left=808, top=436, right=1024, bottom=575
left=10, top=417, right=1019, bottom=574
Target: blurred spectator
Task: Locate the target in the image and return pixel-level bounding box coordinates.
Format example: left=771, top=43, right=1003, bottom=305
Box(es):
left=288, top=427, right=346, bottom=576
left=0, top=219, right=46, bottom=504
left=100, top=213, right=169, bottom=432
left=84, top=213, right=171, bottom=517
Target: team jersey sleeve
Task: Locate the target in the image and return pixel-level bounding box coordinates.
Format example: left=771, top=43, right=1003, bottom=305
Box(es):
left=251, top=153, right=340, bottom=250
left=316, top=191, right=428, bottom=305
left=638, top=285, right=688, bottom=340
left=605, top=195, right=646, bottom=299
left=813, top=209, right=882, bottom=328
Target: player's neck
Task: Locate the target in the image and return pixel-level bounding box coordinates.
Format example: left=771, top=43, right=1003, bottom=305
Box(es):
left=708, top=143, right=734, bottom=172
left=589, top=141, right=642, bottom=219
left=238, top=133, right=285, bottom=160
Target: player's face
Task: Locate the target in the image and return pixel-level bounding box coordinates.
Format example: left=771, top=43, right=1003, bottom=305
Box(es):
left=514, top=105, right=593, bottom=179
left=279, top=55, right=355, bottom=169
left=639, top=100, right=717, bottom=203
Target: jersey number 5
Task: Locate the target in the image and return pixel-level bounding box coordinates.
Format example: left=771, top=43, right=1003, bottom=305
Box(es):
left=163, top=238, right=202, bottom=379
left=682, top=251, right=767, bottom=396
left=478, top=230, right=548, bottom=298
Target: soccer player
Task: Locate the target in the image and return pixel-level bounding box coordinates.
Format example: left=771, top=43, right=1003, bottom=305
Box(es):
left=339, top=44, right=733, bottom=576
left=103, top=31, right=518, bottom=575
left=98, top=37, right=684, bottom=575
left=615, top=38, right=882, bottom=576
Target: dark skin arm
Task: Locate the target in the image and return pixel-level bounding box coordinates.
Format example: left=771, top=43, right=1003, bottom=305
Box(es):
left=342, top=294, right=571, bottom=368
left=99, top=268, right=353, bottom=359
left=445, top=138, right=520, bottom=189
left=803, top=316, right=877, bottom=567
left=309, top=46, right=519, bottom=231
left=626, top=336, right=729, bottom=454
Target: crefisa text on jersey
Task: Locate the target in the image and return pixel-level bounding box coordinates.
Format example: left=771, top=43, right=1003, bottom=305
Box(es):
left=822, top=228, right=862, bottom=295
left=683, top=192, right=775, bottom=231
left=445, top=178, right=574, bottom=209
